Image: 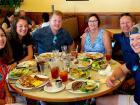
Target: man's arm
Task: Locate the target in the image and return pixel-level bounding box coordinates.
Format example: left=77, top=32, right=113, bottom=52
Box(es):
left=80, top=33, right=86, bottom=52
left=107, top=64, right=130, bottom=87
left=103, top=30, right=112, bottom=55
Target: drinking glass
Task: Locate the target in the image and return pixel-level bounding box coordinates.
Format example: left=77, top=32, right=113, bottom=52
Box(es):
left=61, top=45, right=67, bottom=53
left=61, top=45, right=68, bottom=59
left=52, top=49, right=59, bottom=60
left=105, top=54, right=112, bottom=64
left=38, top=60, right=45, bottom=75
left=59, top=70, right=68, bottom=82
left=51, top=66, right=59, bottom=79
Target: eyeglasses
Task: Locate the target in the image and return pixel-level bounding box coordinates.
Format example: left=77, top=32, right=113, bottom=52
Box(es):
left=88, top=20, right=98, bottom=23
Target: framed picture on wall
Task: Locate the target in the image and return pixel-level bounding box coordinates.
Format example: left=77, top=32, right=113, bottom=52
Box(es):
left=66, top=0, right=89, bottom=1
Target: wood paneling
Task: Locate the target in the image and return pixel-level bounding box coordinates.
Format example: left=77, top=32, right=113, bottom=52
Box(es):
left=25, top=12, right=140, bottom=39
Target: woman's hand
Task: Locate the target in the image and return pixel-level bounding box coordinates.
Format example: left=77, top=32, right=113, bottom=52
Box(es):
left=106, top=76, right=116, bottom=87
left=84, top=27, right=90, bottom=32
left=5, top=94, right=14, bottom=104
left=4, top=83, right=14, bottom=104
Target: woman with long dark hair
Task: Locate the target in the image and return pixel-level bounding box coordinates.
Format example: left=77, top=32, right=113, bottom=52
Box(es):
left=0, top=26, right=14, bottom=105
left=8, top=16, right=33, bottom=66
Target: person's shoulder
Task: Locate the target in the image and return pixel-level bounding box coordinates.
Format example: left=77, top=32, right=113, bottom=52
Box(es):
left=113, top=32, right=123, bottom=38
left=41, top=26, right=51, bottom=33
left=37, top=26, right=48, bottom=32
left=100, top=28, right=105, bottom=31
left=81, top=32, right=87, bottom=39
left=41, top=22, right=49, bottom=28
left=60, top=28, right=68, bottom=33
left=113, top=32, right=123, bottom=36
left=102, top=29, right=109, bottom=35
left=7, top=32, right=13, bottom=40
left=25, top=33, right=31, bottom=38
left=60, top=28, right=71, bottom=36
left=32, top=26, right=49, bottom=35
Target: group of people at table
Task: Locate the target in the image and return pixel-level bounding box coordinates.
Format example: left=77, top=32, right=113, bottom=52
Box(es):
left=0, top=9, right=140, bottom=105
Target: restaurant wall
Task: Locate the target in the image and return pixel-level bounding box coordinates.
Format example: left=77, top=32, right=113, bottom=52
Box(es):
left=20, top=0, right=140, bottom=12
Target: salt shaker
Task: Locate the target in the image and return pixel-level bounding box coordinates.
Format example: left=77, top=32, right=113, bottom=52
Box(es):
left=55, top=79, right=62, bottom=88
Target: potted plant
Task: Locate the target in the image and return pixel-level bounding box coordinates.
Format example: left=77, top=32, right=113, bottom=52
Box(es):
left=0, top=0, right=23, bottom=8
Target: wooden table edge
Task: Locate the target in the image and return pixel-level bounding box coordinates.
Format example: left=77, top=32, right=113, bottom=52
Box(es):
left=9, top=80, right=122, bottom=102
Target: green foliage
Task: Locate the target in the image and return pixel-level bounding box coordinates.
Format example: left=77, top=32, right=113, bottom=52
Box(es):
left=0, top=0, right=23, bottom=8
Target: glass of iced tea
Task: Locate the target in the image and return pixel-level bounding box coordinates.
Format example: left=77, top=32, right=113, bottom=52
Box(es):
left=51, top=66, right=59, bottom=79
left=59, top=70, right=68, bottom=82
left=105, top=54, right=112, bottom=63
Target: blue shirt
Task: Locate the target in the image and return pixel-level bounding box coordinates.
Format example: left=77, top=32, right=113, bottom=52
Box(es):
left=126, top=57, right=140, bottom=104
left=84, top=29, right=105, bottom=53
left=113, top=32, right=139, bottom=64
left=32, top=26, right=73, bottom=54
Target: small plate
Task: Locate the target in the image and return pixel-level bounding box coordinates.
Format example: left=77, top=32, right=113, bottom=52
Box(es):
left=44, top=82, right=65, bottom=93
left=66, top=80, right=99, bottom=94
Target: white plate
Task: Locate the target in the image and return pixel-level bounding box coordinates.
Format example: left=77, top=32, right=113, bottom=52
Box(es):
left=8, top=68, right=30, bottom=80
left=79, top=52, right=104, bottom=60
left=35, top=74, right=49, bottom=79
left=39, top=52, right=53, bottom=58
left=44, top=82, right=65, bottom=93
left=69, top=68, right=90, bottom=80
left=71, top=59, right=92, bottom=70
left=17, top=60, right=36, bottom=67
left=78, top=59, right=92, bottom=69
left=66, top=80, right=99, bottom=94
left=15, top=75, right=49, bottom=90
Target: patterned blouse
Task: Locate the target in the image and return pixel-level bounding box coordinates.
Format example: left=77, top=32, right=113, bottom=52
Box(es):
left=84, top=29, right=105, bottom=53
left=0, top=64, right=9, bottom=99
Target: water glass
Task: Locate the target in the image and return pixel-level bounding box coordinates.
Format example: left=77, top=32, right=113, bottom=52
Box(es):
left=61, top=45, right=67, bottom=53
left=52, top=49, right=59, bottom=59
left=38, top=61, right=45, bottom=75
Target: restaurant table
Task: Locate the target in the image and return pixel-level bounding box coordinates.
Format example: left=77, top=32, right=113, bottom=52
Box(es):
left=8, top=59, right=124, bottom=102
